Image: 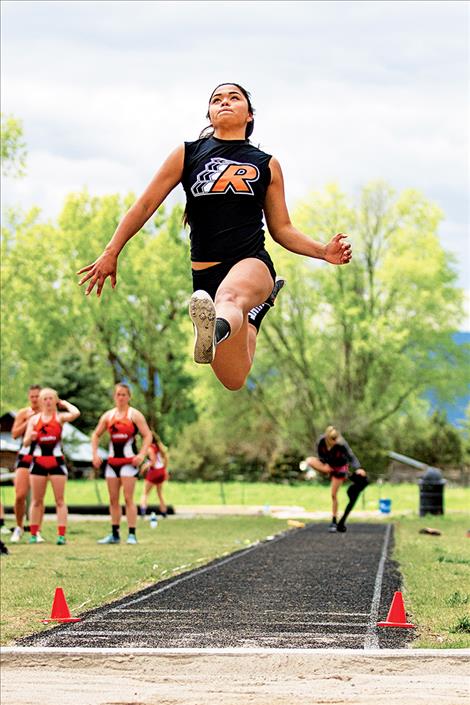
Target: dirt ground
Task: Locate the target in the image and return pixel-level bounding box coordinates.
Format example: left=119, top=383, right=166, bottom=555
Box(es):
left=1, top=648, right=469, bottom=705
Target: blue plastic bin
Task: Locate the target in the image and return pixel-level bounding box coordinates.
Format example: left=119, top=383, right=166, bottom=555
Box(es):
left=379, top=498, right=392, bottom=514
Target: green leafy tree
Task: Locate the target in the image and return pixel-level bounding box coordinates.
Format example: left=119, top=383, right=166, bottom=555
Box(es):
left=248, top=182, right=468, bottom=470
left=1, top=194, right=197, bottom=442
left=41, top=351, right=111, bottom=433
left=1, top=114, right=27, bottom=177
left=411, top=411, right=463, bottom=467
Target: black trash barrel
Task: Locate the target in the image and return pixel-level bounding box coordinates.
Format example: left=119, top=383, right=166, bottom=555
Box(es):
left=418, top=467, right=446, bottom=516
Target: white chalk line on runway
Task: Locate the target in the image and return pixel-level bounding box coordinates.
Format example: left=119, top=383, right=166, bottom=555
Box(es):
left=100, top=609, right=369, bottom=616
left=29, top=630, right=370, bottom=640
left=364, top=523, right=392, bottom=650
left=108, top=531, right=295, bottom=612
left=3, top=646, right=469, bottom=657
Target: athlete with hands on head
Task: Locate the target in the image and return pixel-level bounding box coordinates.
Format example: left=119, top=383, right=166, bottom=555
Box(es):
left=91, top=383, right=152, bottom=545
left=23, top=388, right=80, bottom=545
left=77, top=83, right=352, bottom=391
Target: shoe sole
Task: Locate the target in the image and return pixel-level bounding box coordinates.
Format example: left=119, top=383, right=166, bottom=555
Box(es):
left=189, top=291, right=216, bottom=364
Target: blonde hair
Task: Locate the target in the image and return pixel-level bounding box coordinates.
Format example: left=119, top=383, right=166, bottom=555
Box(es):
left=325, top=425, right=340, bottom=444
left=39, top=387, right=59, bottom=403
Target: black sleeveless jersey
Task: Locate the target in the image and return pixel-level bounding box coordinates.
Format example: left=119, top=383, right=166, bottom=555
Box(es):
left=182, top=136, right=272, bottom=261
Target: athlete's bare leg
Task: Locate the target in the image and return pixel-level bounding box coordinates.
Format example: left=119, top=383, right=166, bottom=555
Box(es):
left=330, top=476, right=346, bottom=519
left=121, top=476, right=137, bottom=529
left=156, top=482, right=167, bottom=514
left=140, top=481, right=153, bottom=512
left=30, top=475, right=48, bottom=527
left=212, top=258, right=273, bottom=390
left=306, top=457, right=332, bottom=476
left=13, top=468, right=30, bottom=528
left=49, top=475, right=67, bottom=527
left=106, top=477, right=122, bottom=526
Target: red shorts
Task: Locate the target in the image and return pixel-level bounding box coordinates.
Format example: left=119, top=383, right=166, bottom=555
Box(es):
left=330, top=464, right=349, bottom=479
left=146, top=467, right=168, bottom=485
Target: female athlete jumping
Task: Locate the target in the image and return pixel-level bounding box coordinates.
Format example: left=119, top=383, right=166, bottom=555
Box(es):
left=77, top=83, right=352, bottom=390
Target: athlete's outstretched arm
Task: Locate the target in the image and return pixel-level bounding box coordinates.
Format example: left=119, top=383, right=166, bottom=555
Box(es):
left=264, top=157, right=352, bottom=265
left=77, top=145, right=185, bottom=296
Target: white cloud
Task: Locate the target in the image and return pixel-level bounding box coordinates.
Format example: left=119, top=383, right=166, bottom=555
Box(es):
left=2, top=0, right=468, bottom=293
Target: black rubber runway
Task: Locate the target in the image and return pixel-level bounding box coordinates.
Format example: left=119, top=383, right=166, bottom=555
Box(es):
left=19, top=523, right=413, bottom=649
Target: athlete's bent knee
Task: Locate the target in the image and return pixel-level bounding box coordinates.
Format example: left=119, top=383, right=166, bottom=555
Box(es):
left=221, top=376, right=246, bottom=392
left=215, top=287, right=245, bottom=310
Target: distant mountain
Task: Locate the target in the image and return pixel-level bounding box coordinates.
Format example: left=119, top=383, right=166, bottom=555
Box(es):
left=426, top=331, right=469, bottom=427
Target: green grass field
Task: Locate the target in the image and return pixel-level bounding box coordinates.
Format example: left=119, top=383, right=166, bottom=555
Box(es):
left=1, top=482, right=468, bottom=648
left=394, top=514, right=470, bottom=648
left=1, top=479, right=469, bottom=513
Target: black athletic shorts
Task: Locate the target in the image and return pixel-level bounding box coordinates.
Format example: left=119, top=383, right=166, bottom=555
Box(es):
left=191, top=248, right=276, bottom=301
left=30, top=459, right=68, bottom=477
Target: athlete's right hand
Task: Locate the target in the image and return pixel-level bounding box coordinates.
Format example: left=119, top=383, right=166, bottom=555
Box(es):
left=92, top=454, right=102, bottom=470
left=77, top=250, right=118, bottom=296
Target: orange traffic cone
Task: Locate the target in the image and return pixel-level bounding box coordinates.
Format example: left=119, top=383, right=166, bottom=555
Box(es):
left=377, top=591, right=415, bottom=628
left=41, top=587, right=81, bottom=624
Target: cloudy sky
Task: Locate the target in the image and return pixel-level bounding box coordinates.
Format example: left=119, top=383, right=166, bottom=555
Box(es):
left=2, top=0, right=469, bottom=325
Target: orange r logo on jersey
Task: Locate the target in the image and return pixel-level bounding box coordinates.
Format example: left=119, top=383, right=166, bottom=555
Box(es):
left=191, top=158, right=260, bottom=197
left=210, top=163, right=259, bottom=193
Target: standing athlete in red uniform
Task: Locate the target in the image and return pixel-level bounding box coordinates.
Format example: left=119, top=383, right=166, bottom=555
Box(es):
left=77, top=83, right=352, bottom=391
left=92, top=384, right=152, bottom=544
left=23, top=388, right=80, bottom=545
left=139, top=436, right=169, bottom=518
left=10, top=385, right=43, bottom=543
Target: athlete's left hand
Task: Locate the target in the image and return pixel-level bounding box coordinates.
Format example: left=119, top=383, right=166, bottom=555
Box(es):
left=324, top=233, right=352, bottom=265
left=77, top=249, right=118, bottom=297
left=132, top=453, right=146, bottom=467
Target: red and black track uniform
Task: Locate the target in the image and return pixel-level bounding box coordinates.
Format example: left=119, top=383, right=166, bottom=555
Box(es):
left=145, top=443, right=168, bottom=485
left=105, top=410, right=139, bottom=478
left=30, top=414, right=67, bottom=476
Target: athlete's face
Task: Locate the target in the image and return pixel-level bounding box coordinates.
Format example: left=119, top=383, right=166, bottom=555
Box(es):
left=28, top=389, right=41, bottom=411
left=114, top=387, right=130, bottom=407
left=208, top=85, right=252, bottom=132
left=40, top=393, right=57, bottom=412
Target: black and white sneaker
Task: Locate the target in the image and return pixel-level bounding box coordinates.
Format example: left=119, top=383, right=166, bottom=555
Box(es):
left=328, top=521, right=338, bottom=533
left=189, top=290, right=216, bottom=364
left=247, top=276, right=286, bottom=331
left=267, top=276, right=285, bottom=307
